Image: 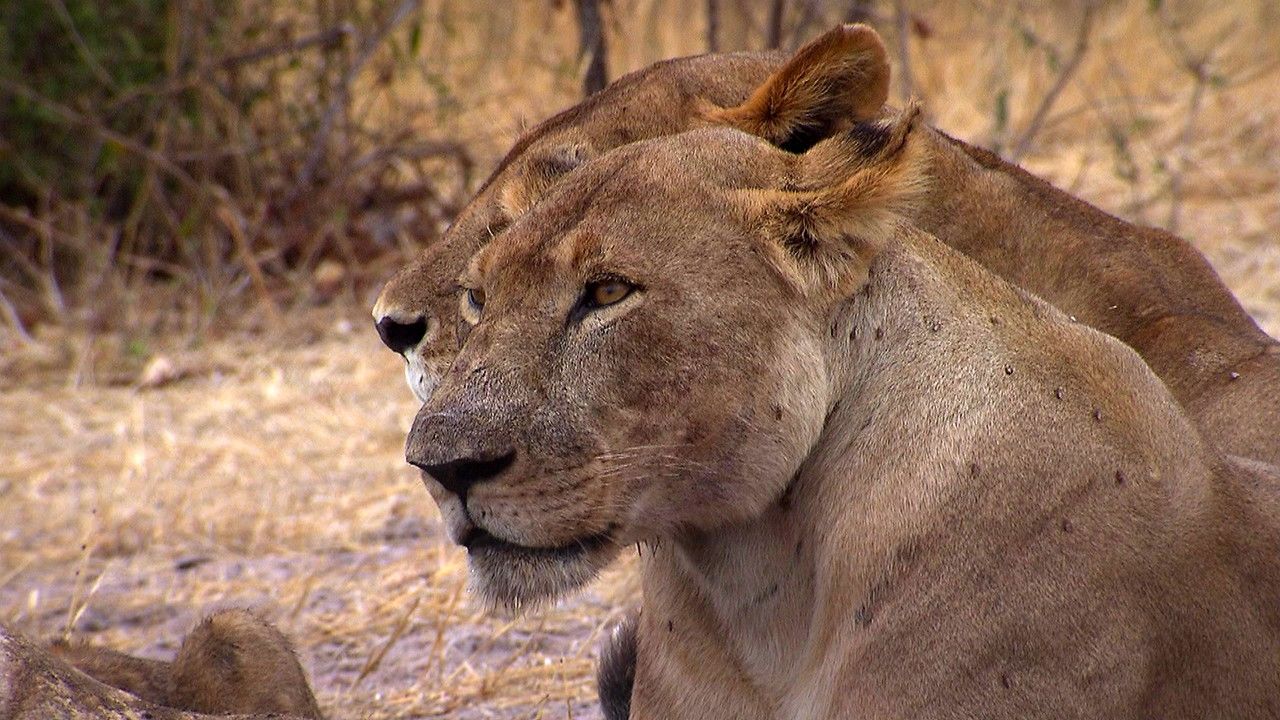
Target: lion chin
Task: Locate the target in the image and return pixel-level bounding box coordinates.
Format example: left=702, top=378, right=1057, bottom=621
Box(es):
left=465, top=529, right=621, bottom=612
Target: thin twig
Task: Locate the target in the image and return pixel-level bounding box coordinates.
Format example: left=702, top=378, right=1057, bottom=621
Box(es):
left=0, top=78, right=201, bottom=194
left=215, top=203, right=282, bottom=326
left=0, top=286, right=34, bottom=345
left=45, top=0, right=116, bottom=90
left=353, top=594, right=420, bottom=689
left=894, top=0, right=914, bottom=101
left=1010, top=0, right=1095, bottom=162
left=294, top=0, right=421, bottom=197
left=219, top=24, right=354, bottom=69
left=1166, top=69, right=1209, bottom=234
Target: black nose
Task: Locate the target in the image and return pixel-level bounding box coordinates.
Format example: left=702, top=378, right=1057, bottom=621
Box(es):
left=375, top=315, right=428, bottom=355
left=412, top=450, right=516, bottom=498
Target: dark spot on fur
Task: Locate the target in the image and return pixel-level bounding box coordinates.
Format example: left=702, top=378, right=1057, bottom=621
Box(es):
left=667, top=620, right=674, bottom=633
left=875, top=327, right=884, bottom=340
left=850, top=326, right=859, bottom=341
left=1000, top=673, right=1012, bottom=689
left=970, top=463, right=981, bottom=477
left=823, top=400, right=843, bottom=429
left=990, top=316, right=1001, bottom=326
left=773, top=403, right=784, bottom=421
left=778, top=479, right=796, bottom=511
left=1055, top=386, right=1065, bottom=400
left=782, top=228, right=822, bottom=260
left=780, top=123, right=833, bottom=154
left=1115, top=470, right=1126, bottom=486
left=795, top=539, right=804, bottom=557
left=845, top=119, right=894, bottom=157
left=1004, top=364, right=1014, bottom=375
left=1061, top=518, right=1073, bottom=533
left=854, top=604, right=873, bottom=628
left=1093, top=408, right=1103, bottom=422
left=830, top=321, right=839, bottom=337
left=753, top=582, right=781, bottom=606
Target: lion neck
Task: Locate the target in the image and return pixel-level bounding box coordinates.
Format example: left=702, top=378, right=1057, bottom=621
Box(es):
left=643, top=227, right=1025, bottom=710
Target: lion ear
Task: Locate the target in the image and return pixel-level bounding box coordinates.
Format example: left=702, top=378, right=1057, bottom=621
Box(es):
left=498, top=143, right=594, bottom=221
left=737, top=105, right=925, bottom=301
left=701, top=24, right=890, bottom=153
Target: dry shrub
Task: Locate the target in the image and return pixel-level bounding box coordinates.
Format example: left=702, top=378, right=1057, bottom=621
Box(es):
left=0, top=0, right=472, bottom=343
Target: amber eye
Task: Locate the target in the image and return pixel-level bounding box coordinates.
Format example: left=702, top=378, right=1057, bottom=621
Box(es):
left=586, top=280, right=633, bottom=308
left=460, top=287, right=485, bottom=325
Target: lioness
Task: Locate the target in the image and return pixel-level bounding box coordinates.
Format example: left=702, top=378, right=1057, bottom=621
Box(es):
left=374, top=25, right=1280, bottom=466
left=34, top=609, right=324, bottom=718
left=402, top=102, right=1280, bottom=718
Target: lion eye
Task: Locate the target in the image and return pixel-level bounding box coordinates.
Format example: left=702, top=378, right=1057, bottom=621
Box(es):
left=586, top=280, right=632, bottom=308
left=459, top=287, right=485, bottom=325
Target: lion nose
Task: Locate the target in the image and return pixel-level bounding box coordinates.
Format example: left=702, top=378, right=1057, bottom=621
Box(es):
left=375, top=314, right=428, bottom=355
left=411, top=450, right=516, bottom=499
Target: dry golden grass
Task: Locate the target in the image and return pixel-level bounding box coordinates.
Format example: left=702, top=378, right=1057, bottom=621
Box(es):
left=1, top=2, right=1277, bottom=719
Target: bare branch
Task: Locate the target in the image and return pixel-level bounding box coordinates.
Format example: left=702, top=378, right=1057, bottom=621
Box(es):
left=1010, top=0, right=1096, bottom=162
left=893, top=0, right=914, bottom=101
left=706, top=0, right=721, bottom=52
left=294, top=0, right=422, bottom=195
left=577, top=0, right=609, bottom=95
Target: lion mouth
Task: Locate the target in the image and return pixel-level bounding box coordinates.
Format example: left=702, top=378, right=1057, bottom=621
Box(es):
left=461, top=524, right=622, bottom=610
left=460, top=526, right=615, bottom=561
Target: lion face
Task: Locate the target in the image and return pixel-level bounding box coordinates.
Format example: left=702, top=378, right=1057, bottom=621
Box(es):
left=405, top=108, right=923, bottom=609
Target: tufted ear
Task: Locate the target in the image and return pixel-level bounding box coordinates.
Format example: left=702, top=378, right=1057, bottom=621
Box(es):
left=498, top=143, right=594, bottom=221
left=736, top=103, right=925, bottom=302
left=701, top=24, right=890, bottom=153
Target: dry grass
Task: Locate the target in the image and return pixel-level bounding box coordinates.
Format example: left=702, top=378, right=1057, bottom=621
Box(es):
left=1, top=2, right=1278, bottom=719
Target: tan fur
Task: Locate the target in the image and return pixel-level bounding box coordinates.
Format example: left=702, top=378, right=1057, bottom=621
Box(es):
left=373, top=24, right=1280, bottom=466
left=47, top=609, right=323, bottom=718
left=404, top=108, right=1280, bottom=718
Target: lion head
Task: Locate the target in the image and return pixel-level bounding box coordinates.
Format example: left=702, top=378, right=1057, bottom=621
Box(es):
left=403, top=102, right=923, bottom=609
